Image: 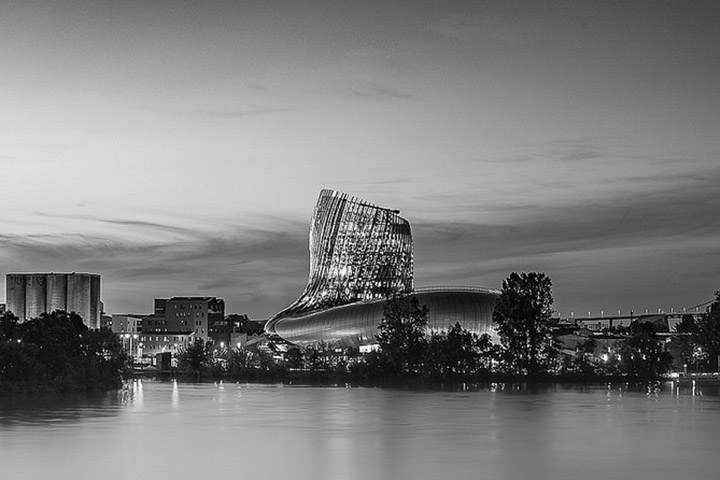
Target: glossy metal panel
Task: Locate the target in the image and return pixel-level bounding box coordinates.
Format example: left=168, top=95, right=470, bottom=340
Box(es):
left=272, top=289, right=498, bottom=348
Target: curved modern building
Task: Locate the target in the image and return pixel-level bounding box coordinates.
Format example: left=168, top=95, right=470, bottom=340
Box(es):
left=265, top=190, right=498, bottom=347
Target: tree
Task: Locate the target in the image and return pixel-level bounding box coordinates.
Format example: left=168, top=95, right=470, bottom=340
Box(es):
left=692, top=290, right=720, bottom=371
left=570, top=337, right=598, bottom=378
left=0, top=311, right=21, bottom=342
left=475, top=333, right=501, bottom=374
left=423, top=330, right=450, bottom=380
left=375, top=295, right=429, bottom=376
left=492, top=272, right=557, bottom=377
left=619, top=321, right=672, bottom=380
left=76, top=327, right=128, bottom=388
left=443, top=323, right=480, bottom=376
left=0, top=310, right=125, bottom=390
left=226, top=345, right=254, bottom=373
left=225, top=344, right=285, bottom=377
left=284, top=347, right=303, bottom=370
left=423, top=323, right=491, bottom=380
left=667, top=314, right=696, bottom=371
left=21, top=311, right=87, bottom=379
left=177, top=338, right=212, bottom=377
left=0, top=341, right=41, bottom=383
left=303, top=341, right=333, bottom=371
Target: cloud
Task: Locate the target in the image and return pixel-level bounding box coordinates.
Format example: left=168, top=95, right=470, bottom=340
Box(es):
left=4, top=163, right=719, bottom=321
left=478, top=155, right=535, bottom=164
left=153, top=105, right=286, bottom=119
left=560, top=151, right=604, bottom=162
left=477, top=139, right=607, bottom=164
left=0, top=219, right=310, bottom=319
left=545, top=138, right=607, bottom=159
left=30, top=212, right=199, bottom=239
left=350, top=84, right=420, bottom=101
left=412, top=164, right=720, bottom=313
left=418, top=163, right=720, bottom=258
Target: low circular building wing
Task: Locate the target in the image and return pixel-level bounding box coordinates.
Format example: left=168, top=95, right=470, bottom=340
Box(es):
left=269, top=287, right=499, bottom=348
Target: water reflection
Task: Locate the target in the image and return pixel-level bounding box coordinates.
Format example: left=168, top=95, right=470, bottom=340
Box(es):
left=171, top=379, right=179, bottom=408
left=0, top=391, right=123, bottom=428
left=120, top=378, right=145, bottom=408
left=1, top=381, right=719, bottom=480
left=666, top=379, right=720, bottom=397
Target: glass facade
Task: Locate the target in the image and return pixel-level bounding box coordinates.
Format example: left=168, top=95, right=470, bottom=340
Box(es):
left=265, top=190, right=499, bottom=347
left=273, top=189, right=413, bottom=318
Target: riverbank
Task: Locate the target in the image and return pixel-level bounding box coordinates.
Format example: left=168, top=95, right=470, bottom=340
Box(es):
left=134, top=367, right=667, bottom=388
left=669, top=372, right=720, bottom=386
left=3, top=368, right=699, bottom=396
left=0, top=378, right=124, bottom=396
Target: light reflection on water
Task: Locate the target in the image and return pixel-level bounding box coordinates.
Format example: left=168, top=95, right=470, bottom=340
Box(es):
left=1, top=381, right=718, bottom=480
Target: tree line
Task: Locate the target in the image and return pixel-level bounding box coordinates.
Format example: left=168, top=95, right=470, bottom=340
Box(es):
left=0, top=310, right=126, bottom=393
left=3, top=273, right=719, bottom=388
left=176, top=272, right=720, bottom=383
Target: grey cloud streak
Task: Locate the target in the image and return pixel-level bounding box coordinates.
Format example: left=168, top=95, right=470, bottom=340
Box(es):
left=1, top=221, right=310, bottom=319
left=413, top=166, right=720, bottom=313
left=151, top=105, right=287, bottom=119
left=30, top=212, right=201, bottom=238
left=4, top=164, right=718, bottom=320
left=350, top=84, right=420, bottom=101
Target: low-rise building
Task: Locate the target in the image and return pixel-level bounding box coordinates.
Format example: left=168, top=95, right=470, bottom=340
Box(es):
left=138, top=331, right=195, bottom=359
left=228, top=314, right=266, bottom=348
left=106, top=313, right=145, bottom=334
left=138, top=296, right=225, bottom=358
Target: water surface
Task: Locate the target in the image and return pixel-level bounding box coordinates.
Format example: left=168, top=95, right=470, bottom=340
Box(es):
left=1, top=381, right=717, bottom=480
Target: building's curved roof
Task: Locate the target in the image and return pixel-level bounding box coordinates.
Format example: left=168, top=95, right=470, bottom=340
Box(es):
left=269, top=287, right=499, bottom=348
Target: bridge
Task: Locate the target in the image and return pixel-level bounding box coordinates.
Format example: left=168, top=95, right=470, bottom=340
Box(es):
left=559, top=299, right=714, bottom=332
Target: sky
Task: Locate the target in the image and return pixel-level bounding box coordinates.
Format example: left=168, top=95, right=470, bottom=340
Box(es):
left=2, top=0, right=719, bottom=319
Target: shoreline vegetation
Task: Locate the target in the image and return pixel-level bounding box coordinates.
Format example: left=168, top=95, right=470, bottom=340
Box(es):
left=0, top=310, right=126, bottom=396
left=2, top=273, right=719, bottom=396
left=130, top=367, right=682, bottom=387
left=155, top=277, right=720, bottom=389
left=3, top=368, right=717, bottom=397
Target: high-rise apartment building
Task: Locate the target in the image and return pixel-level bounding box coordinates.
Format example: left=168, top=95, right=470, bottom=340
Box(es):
left=5, top=272, right=102, bottom=328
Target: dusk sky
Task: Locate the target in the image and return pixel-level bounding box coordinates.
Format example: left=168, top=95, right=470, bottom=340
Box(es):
left=2, top=1, right=719, bottom=319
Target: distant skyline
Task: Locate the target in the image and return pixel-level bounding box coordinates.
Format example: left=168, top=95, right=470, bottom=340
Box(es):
left=2, top=1, right=719, bottom=319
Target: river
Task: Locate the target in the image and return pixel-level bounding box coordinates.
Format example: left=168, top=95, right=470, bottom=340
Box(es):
left=1, top=380, right=718, bottom=480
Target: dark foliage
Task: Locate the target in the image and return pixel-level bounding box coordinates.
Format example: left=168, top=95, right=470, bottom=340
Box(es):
left=285, top=347, right=303, bottom=370
left=667, top=314, right=696, bottom=371
left=375, top=295, right=429, bottom=376
left=692, top=291, right=720, bottom=371
left=423, top=323, right=498, bottom=381
left=176, top=338, right=212, bottom=377
left=0, top=311, right=126, bottom=392
left=619, top=321, right=673, bottom=380
left=566, top=337, right=599, bottom=378
left=493, top=272, right=558, bottom=376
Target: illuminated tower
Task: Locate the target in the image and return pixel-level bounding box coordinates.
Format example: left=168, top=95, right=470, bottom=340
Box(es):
left=274, top=189, right=413, bottom=318
left=265, top=189, right=498, bottom=347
